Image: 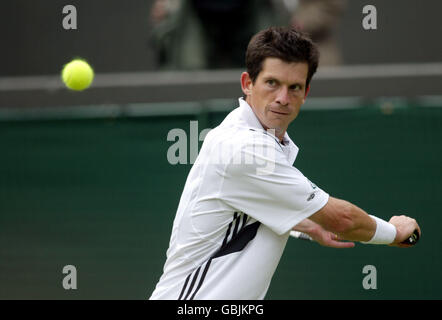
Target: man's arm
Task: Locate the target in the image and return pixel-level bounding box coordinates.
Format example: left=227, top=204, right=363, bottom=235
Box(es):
left=308, top=196, right=421, bottom=246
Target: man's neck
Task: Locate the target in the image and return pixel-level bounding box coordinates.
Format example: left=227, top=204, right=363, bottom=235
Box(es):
left=245, top=100, right=285, bottom=143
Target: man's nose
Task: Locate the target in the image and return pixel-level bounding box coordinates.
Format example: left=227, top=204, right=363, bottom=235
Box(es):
left=275, top=87, right=289, bottom=106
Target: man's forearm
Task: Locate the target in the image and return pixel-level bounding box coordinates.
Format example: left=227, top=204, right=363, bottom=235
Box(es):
left=294, top=208, right=374, bottom=242
left=309, top=197, right=377, bottom=242
left=334, top=201, right=377, bottom=242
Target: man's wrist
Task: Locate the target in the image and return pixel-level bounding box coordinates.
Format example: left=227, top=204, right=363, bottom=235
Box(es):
left=361, top=215, right=397, bottom=245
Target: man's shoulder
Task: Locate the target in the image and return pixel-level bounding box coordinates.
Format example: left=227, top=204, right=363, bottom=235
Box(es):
left=203, top=102, right=283, bottom=156
left=209, top=124, right=277, bottom=148
left=200, top=127, right=283, bottom=171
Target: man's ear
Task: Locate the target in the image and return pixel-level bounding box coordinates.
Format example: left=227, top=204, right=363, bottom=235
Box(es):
left=241, top=72, right=253, bottom=97
left=305, top=85, right=310, bottom=98
left=302, top=85, right=310, bottom=104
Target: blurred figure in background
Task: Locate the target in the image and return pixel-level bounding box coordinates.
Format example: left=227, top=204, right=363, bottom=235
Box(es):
left=149, top=0, right=346, bottom=70
left=149, top=0, right=290, bottom=69
left=290, top=0, right=347, bottom=66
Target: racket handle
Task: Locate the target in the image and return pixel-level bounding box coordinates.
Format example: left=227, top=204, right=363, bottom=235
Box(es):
left=400, top=229, right=420, bottom=245
left=290, top=231, right=313, bottom=241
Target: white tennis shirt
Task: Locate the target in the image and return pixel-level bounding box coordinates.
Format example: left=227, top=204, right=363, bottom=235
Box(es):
left=150, top=98, right=329, bottom=300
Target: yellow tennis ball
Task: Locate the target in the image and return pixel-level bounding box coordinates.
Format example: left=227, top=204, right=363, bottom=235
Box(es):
left=62, top=59, right=94, bottom=91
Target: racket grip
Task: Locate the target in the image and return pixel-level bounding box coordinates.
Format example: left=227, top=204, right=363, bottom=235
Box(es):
left=290, top=231, right=313, bottom=241
left=400, top=229, right=420, bottom=245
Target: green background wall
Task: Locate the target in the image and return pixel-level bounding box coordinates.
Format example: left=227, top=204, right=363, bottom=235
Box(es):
left=1, top=103, right=441, bottom=299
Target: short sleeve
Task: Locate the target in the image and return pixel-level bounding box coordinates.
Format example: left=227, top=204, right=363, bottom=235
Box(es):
left=220, top=136, right=329, bottom=235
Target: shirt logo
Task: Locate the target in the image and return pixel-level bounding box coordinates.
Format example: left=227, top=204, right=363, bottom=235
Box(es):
left=307, top=193, right=315, bottom=201
left=308, top=179, right=317, bottom=190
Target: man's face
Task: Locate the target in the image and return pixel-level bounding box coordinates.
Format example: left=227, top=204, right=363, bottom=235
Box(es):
left=241, top=57, right=309, bottom=140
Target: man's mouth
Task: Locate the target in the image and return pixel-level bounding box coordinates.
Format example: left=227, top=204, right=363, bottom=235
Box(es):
left=270, top=110, right=289, bottom=115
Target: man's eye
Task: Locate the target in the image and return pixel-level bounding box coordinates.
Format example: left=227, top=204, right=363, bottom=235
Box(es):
left=290, top=84, right=301, bottom=91
left=267, top=80, right=276, bottom=86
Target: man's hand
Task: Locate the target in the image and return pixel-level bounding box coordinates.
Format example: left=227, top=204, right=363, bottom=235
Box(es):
left=309, top=227, right=355, bottom=248
left=389, top=215, right=421, bottom=247
left=293, top=219, right=355, bottom=248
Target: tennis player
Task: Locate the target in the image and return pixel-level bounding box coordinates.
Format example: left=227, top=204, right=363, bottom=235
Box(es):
left=150, top=26, right=421, bottom=300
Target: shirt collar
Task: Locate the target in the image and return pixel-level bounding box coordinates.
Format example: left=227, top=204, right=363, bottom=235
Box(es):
left=238, top=98, right=299, bottom=164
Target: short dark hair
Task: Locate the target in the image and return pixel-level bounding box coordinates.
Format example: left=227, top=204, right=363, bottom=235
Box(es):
left=245, top=26, right=319, bottom=89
